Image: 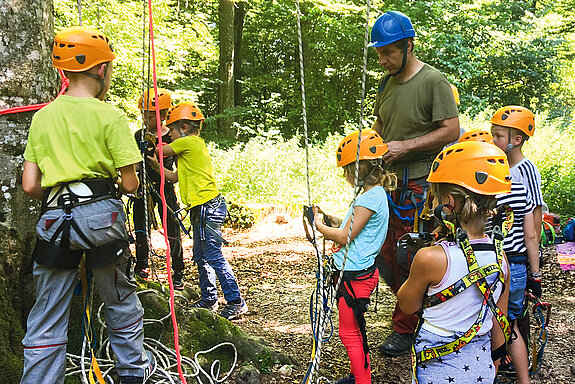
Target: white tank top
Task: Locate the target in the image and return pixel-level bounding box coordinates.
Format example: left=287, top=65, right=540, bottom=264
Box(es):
left=422, top=237, right=508, bottom=336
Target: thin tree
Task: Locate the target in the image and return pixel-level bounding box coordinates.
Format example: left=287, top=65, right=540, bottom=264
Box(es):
left=218, top=0, right=235, bottom=137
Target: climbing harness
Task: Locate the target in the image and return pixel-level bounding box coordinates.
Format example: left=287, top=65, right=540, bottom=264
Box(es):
left=32, top=179, right=125, bottom=269
left=298, top=0, right=372, bottom=382
left=411, top=205, right=514, bottom=383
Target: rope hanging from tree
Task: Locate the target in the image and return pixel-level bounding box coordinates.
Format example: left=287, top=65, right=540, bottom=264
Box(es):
left=77, top=0, right=83, bottom=26
left=298, top=0, right=372, bottom=382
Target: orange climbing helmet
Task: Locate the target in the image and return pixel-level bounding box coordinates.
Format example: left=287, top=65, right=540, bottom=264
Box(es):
left=165, top=102, right=205, bottom=126
left=336, top=129, right=388, bottom=167
left=458, top=129, right=494, bottom=144
left=490, top=106, right=535, bottom=137
left=52, top=26, right=116, bottom=72
left=450, top=84, right=460, bottom=106
left=427, top=141, right=511, bottom=195
left=138, top=88, right=172, bottom=111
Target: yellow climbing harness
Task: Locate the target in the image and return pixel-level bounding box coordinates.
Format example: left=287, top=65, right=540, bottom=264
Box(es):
left=411, top=206, right=514, bottom=383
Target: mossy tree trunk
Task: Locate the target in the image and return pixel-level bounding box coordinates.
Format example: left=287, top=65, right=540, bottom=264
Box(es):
left=0, top=0, right=56, bottom=382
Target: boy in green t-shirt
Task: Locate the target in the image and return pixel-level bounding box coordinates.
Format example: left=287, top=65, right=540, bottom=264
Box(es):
left=149, top=102, right=247, bottom=320
left=21, top=26, right=155, bottom=384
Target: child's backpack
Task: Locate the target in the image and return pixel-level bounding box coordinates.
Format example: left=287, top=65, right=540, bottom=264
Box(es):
left=564, top=218, right=575, bottom=242
left=543, top=212, right=561, bottom=234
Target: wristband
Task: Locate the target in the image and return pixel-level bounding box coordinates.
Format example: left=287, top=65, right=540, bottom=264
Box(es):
left=491, top=343, right=506, bottom=362
left=530, top=271, right=541, bottom=278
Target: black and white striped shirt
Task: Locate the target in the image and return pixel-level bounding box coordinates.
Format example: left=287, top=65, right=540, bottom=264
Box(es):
left=491, top=182, right=534, bottom=259
left=510, top=157, right=543, bottom=207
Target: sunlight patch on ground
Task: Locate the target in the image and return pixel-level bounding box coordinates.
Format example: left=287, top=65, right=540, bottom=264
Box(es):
left=286, top=283, right=307, bottom=291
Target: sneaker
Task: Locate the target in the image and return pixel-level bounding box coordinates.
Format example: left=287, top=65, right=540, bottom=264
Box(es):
left=378, top=331, right=413, bottom=357
left=135, top=268, right=149, bottom=279
left=172, top=274, right=184, bottom=290
left=334, top=373, right=355, bottom=384
left=191, top=299, right=219, bottom=311
left=219, top=299, right=248, bottom=320
left=119, top=350, right=157, bottom=384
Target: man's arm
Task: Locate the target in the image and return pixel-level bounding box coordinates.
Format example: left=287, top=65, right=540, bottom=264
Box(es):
left=383, top=116, right=460, bottom=163
left=22, top=161, right=44, bottom=200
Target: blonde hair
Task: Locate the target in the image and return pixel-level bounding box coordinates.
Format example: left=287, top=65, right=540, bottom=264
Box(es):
left=343, top=160, right=397, bottom=192
left=430, top=183, right=497, bottom=231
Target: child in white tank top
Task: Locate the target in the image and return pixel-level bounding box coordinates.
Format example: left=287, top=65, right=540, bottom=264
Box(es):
left=397, top=141, right=512, bottom=384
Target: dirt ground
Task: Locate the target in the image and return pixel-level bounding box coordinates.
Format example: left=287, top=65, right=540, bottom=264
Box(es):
left=145, top=210, right=575, bottom=383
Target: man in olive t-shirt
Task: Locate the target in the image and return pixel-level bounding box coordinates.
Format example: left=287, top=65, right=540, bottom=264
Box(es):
left=368, top=11, right=460, bottom=357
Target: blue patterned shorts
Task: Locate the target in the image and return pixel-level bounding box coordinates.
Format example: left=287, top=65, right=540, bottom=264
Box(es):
left=412, top=327, right=496, bottom=384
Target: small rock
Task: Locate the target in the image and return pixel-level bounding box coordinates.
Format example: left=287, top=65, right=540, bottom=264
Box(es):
left=235, top=364, right=261, bottom=384
left=278, top=364, right=293, bottom=377
left=570, top=365, right=575, bottom=375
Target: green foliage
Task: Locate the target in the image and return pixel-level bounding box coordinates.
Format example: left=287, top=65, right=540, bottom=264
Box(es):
left=523, top=113, right=575, bottom=218
left=225, top=202, right=256, bottom=229
left=209, top=134, right=352, bottom=216
left=53, top=0, right=575, bottom=140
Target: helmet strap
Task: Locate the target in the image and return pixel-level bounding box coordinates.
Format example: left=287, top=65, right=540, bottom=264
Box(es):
left=81, top=64, right=108, bottom=99
left=391, top=39, right=409, bottom=77
left=433, top=204, right=459, bottom=242
left=174, top=125, right=187, bottom=138
left=505, top=129, right=515, bottom=153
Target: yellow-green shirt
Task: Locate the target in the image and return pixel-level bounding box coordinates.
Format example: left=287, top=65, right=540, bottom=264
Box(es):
left=24, top=95, right=142, bottom=187
left=169, top=135, right=219, bottom=208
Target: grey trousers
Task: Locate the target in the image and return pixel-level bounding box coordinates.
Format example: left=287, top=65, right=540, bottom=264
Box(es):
left=21, top=198, right=149, bottom=384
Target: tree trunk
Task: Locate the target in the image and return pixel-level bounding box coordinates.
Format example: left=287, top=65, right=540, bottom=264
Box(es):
left=0, top=0, right=56, bottom=381
left=234, top=1, right=246, bottom=110
left=218, top=0, right=235, bottom=137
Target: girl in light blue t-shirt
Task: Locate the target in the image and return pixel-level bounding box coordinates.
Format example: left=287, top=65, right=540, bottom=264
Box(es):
left=313, top=129, right=396, bottom=384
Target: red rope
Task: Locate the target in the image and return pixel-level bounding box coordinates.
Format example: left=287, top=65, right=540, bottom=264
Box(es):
left=0, top=69, right=69, bottom=116
left=147, top=2, right=187, bottom=383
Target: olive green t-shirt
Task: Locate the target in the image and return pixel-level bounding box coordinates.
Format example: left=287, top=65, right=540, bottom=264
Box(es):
left=24, top=95, right=142, bottom=187
left=169, top=135, right=219, bottom=208
left=373, top=63, right=459, bottom=179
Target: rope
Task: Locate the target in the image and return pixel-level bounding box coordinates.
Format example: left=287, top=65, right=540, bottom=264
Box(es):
left=139, top=0, right=161, bottom=283
left=66, top=290, right=238, bottom=383
left=77, top=0, right=83, bottom=26
left=0, top=69, right=69, bottom=115
left=299, top=0, right=371, bottom=382
left=145, top=0, right=188, bottom=382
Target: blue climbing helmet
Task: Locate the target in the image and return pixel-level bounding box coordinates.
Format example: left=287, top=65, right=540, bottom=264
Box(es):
left=368, top=11, right=416, bottom=48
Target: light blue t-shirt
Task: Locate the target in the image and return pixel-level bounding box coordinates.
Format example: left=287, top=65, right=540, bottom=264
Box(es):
left=333, top=186, right=390, bottom=271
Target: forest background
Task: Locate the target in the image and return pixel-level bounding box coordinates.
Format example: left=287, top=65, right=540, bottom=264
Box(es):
left=55, top=0, right=575, bottom=217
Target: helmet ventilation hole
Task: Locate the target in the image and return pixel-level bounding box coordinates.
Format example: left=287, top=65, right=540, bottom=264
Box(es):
left=475, top=172, right=488, bottom=184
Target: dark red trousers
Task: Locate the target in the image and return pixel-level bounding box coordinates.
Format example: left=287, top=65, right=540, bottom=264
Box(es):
left=376, top=177, right=430, bottom=334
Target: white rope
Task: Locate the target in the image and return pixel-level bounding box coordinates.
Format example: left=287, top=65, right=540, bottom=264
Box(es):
left=77, top=0, right=83, bottom=26
left=66, top=290, right=238, bottom=384
left=300, top=0, right=371, bottom=382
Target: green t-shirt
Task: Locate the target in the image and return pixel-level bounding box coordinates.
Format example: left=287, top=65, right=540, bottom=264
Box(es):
left=373, top=63, right=459, bottom=179
left=169, top=135, right=219, bottom=208
left=24, top=95, right=142, bottom=187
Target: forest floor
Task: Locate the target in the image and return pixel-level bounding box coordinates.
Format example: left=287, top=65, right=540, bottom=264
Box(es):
left=146, top=208, right=575, bottom=384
